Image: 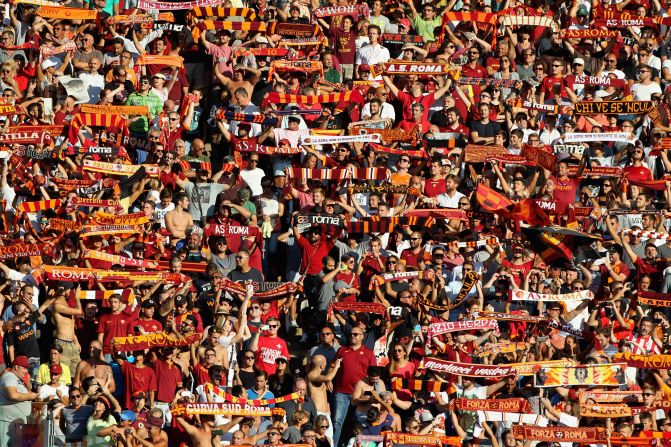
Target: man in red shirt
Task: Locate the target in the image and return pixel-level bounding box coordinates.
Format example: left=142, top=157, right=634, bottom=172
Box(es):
left=332, top=326, right=376, bottom=446
left=382, top=75, right=451, bottom=121
left=294, top=225, right=338, bottom=310
left=397, top=103, right=430, bottom=134
left=97, top=294, right=136, bottom=359
left=117, top=351, right=157, bottom=410
left=152, top=347, right=183, bottom=422
left=250, top=316, right=289, bottom=375
left=134, top=300, right=163, bottom=335
left=551, top=160, right=582, bottom=214
left=401, top=231, right=427, bottom=270
left=623, top=143, right=653, bottom=183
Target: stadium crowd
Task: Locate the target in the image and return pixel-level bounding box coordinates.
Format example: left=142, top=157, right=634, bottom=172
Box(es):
left=2, top=0, right=671, bottom=447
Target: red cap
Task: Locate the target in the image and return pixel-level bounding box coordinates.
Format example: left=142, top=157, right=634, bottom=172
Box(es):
left=399, top=18, right=411, bottom=29
left=358, top=64, right=371, bottom=72
left=50, top=364, right=63, bottom=374
left=13, top=356, right=29, bottom=368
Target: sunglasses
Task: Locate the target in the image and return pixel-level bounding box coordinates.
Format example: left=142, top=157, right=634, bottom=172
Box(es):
left=268, top=324, right=279, bottom=328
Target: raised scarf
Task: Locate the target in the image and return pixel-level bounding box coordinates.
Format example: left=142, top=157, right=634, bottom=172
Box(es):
left=381, top=33, right=424, bottom=46
left=279, top=37, right=327, bottom=47
left=177, top=160, right=212, bottom=173
left=44, top=265, right=186, bottom=284
left=138, top=0, right=224, bottom=9
left=560, top=28, right=619, bottom=38
left=266, top=22, right=321, bottom=37
left=41, top=41, right=77, bottom=58
left=390, top=378, right=454, bottom=393
left=578, top=390, right=646, bottom=403
left=623, top=229, right=671, bottom=241
left=267, top=60, right=323, bottom=81
left=573, top=74, right=626, bottom=88
left=312, top=4, right=369, bottom=19
left=47, top=218, right=79, bottom=232
left=0, top=243, right=44, bottom=260
left=233, top=47, right=289, bottom=57
left=574, top=100, right=654, bottom=115
left=349, top=184, right=410, bottom=194
left=179, top=403, right=283, bottom=416
left=109, top=13, right=174, bottom=24
left=113, top=332, right=201, bottom=351
left=348, top=216, right=435, bottom=234
left=534, top=363, right=626, bottom=387
left=135, top=54, right=184, bottom=68
left=370, top=61, right=461, bottom=79
left=266, top=91, right=353, bottom=104
left=464, top=144, right=530, bottom=165
left=442, top=11, right=497, bottom=24
left=143, top=23, right=185, bottom=31
left=368, top=143, right=429, bottom=159
left=286, top=167, right=387, bottom=180
left=205, top=383, right=301, bottom=405
left=406, top=209, right=468, bottom=220
left=0, top=104, right=21, bottom=115
left=422, top=357, right=517, bottom=377
left=303, top=133, right=381, bottom=145
left=477, top=411, right=548, bottom=426
left=612, top=352, right=671, bottom=369
left=553, top=144, right=585, bottom=155
left=351, top=127, right=417, bottom=144
left=235, top=141, right=301, bottom=155
left=204, top=223, right=260, bottom=238
left=508, top=98, right=559, bottom=114
left=512, top=426, right=606, bottom=443
left=563, top=131, right=633, bottom=143
left=82, top=160, right=160, bottom=177
left=36, top=6, right=98, bottom=19
left=451, top=398, right=531, bottom=414
left=79, top=104, right=150, bottom=117
left=74, top=288, right=136, bottom=305
left=369, top=270, right=435, bottom=290
left=17, top=199, right=62, bottom=213
left=580, top=404, right=650, bottom=418
left=215, top=278, right=299, bottom=300
left=81, top=225, right=142, bottom=236
left=384, top=433, right=461, bottom=447
left=472, top=311, right=547, bottom=323
left=426, top=319, right=498, bottom=338
left=68, top=113, right=126, bottom=144
left=472, top=342, right=527, bottom=357
left=457, top=77, right=520, bottom=87
left=0, top=127, right=52, bottom=145
left=510, top=288, right=593, bottom=302
left=499, top=15, right=557, bottom=30
left=85, top=250, right=158, bottom=269
left=452, top=238, right=499, bottom=248
left=329, top=301, right=386, bottom=314
left=69, top=197, right=122, bottom=212
left=501, top=359, right=577, bottom=376
left=191, top=6, right=257, bottom=19
left=520, top=145, right=557, bottom=171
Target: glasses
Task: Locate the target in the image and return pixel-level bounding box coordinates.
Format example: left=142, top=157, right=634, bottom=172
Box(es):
left=459, top=202, right=469, bottom=207
left=535, top=66, right=544, bottom=71
left=303, top=435, right=316, bottom=439
left=552, top=64, right=562, bottom=68
left=469, top=51, right=479, bottom=55
left=463, top=267, right=473, bottom=272
left=387, top=260, right=397, bottom=264
left=169, top=117, right=179, bottom=122
left=251, top=305, right=261, bottom=310
left=524, top=52, right=534, bottom=56
left=268, top=324, right=279, bottom=328
left=480, top=94, right=491, bottom=98
left=141, top=80, right=150, bottom=84
left=244, top=356, right=255, bottom=360
left=70, top=394, right=81, bottom=399
left=433, top=253, right=444, bottom=258
left=320, top=425, right=329, bottom=429
left=321, top=332, right=333, bottom=336
left=400, top=158, right=410, bottom=163
left=235, top=256, right=248, bottom=260
left=351, top=332, right=364, bottom=337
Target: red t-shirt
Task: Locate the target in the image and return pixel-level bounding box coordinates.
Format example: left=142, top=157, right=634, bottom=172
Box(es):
left=552, top=176, right=580, bottom=212
left=122, top=362, right=157, bottom=409
left=254, top=335, right=289, bottom=375
left=502, top=259, right=534, bottom=285
left=334, top=345, right=376, bottom=394
left=400, top=248, right=427, bottom=270
left=97, top=310, right=136, bottom=354
left=135, top=318, right=163, bottom=335
left=335, top=270, right=360, bottom=303
left=424, top=179, right=446, bottom=197
left=297, top=235, right=335, bottom=275
left=193, top=363, right=210, bottom=386
left=395, top=91, right=436, bottom=121
left=623, top=165, right=653, bottom=183
left=153, top=359, right=183, bottom=403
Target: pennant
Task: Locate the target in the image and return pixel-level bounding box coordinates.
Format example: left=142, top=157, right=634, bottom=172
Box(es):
left=113, top=332, right=201, bottom=351
left=426, top=319, right=498, bottom=338
left=512, top=426, right=606, bottom=443
left=520, top=145, right=557, bottom=171
left=534, top=363, right=626, bottom=388
left=421, top=357, right=516, bottom=377
left=36, top=6, right=97, bottom=19
left=574, top=101, right=654, bottom=115
left=510, top=289, right=593, bottom=302
left=452, top=398, right=531, bottom=414
left=370, top=61, right=461, bottom=79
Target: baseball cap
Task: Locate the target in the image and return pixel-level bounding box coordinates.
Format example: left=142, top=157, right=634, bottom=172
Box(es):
left=41, top=58, right=59, bottom=70
left=573, top=58, right=585, bottom=66
left=152, top=73, right=166, bottom=80
left=141, top=299, right=156, bottom=308
left=120, top=410, right=137, bottom=422
left=13, top=356, right=29, bottom=368
left=399, top=18, right=411, bottom=29
left=50, top=364, right=63, bottom=374
left=174, top=294, right=188, bottom=305
left=358, top=64, right=371, bottom=72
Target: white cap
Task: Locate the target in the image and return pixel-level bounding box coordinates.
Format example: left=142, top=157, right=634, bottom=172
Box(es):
left=573, top=57, right=585, bottom=66
left=255, top=35, right=269, bottom=44
left=41, top=58, right=59, bottom=70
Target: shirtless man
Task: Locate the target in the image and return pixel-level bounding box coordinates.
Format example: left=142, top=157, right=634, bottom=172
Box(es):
left=51, top=285, right=84, bottom=375
left=73, top=340, right=116, bottom=393
left=165, top=192, right=194, bottom=244
left=176, top=414, right=216, bottom=447
left=197, top=328, right=227, bottom=367
left=213, top=63, right=260, bottom=99
left=307, top=355, right=342, bottom=432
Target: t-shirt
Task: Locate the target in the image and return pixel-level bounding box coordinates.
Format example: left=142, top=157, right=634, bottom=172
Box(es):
left=121, top=362, right=157, bottom=409
left=227, top=267, right=264, bottom=285
left=330, top=27, right=357, bottom=65
left=97, top=310, right=136, bottom=354
left=0, top=372, right=31, bottom=422
left=62, top=405, right=94, bottom=442
left=183, top=181, right=228, bottom=222
left=6, top=312, right=39, bottom=358
left=334, top=345, right=376, bottom=394
left=297, top=236, right=336, bottom=275
left=254, top=335, right=290, bottom=375
left=153, top=359, right=183, bottom=403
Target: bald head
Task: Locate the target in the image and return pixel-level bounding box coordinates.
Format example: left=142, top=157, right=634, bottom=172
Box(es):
left=311, top=354, right=327, bottom=369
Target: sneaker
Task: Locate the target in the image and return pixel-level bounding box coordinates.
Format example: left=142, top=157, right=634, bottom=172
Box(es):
left=290, top=320, right=298, bottom=328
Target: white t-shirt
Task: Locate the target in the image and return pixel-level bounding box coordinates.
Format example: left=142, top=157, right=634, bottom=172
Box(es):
left=239, top=168, right=266, bottom=196
left=436, top=191, right=465, bottom=208
left=631, top=81, right=662, bottom=101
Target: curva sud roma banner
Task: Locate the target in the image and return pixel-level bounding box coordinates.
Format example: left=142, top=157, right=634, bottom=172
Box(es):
left=574, top=101, right=654, bottom=115
left=421, top=357, right=516, bottom=377
left=612, top=352, right=671, bottom=368
left=534, top=363, right=627, bottom=388
left=512, top=426, right=607, bottom=442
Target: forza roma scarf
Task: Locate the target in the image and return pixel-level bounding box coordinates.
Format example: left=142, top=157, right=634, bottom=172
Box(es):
left=330, top=302, right=387, bottom=315
left=267, top=60, right=324, bottom=81
left=638, top=290, right=671, bottom=307
left=384, top=433, right=462, bottom=447
left=312, top=4, right=369, bottom=19
left=83, top=160, right=160, bottom=177
left=0, top=243, right=44, bottom=260
left=182, top=402, right=276, bottom=416
left=36, top=6, right=98, bottom=19
left=477, top=411, right=548, bottom=426
left=472, top=342, right=528, bottom=358
left=369, top=270, right=435, bottom=290
left=560, top=28, right=619, bottom=38
left=74, top=288, right=135, bottom=305
left=442, top=11, right=497, bottom=24
left=508, top=98, right=559, bottom=114
left=520, top=145, right=556, bottom=171
left=93, top=211, right=149, bottom=226
left=573, top=74, right=627, bottom=88
left=266, top=91, right=353, bottom=104
left=510, top=288, right=593, bottom=302
left=235, top=141, right=301, bottom=155
left=426, top=319, right=498, bottom=338
left=512, top=426, right=606, bottom=443
left=370, top=61, right=461, bottom=79
left=233, top=47, right=289, bottom=57
left=286, top=167, right=387, bottom=180
left=578, top=390, right=645, bottom=403
left=85, top=250, right=159, bottom=269
left=303, top=133, right=381, bottom=145
left=563, top=131, right=634, bottom=143
left=622, top=229, right=671, bottom=241
left=17, top=199, right=62, bottom=213
left=368, top=143, right=428, bottom=159
left=612, top=352, right=671, bottom=368
left=499, top=15, right=558, bottom=30
left=348, top=216, right=435, bottom=235
left=534, top=363, right=626, bottom=388
left=138, top=0, right=224, bottom=9
left=421, top=358, right=517, bottom=377
left=191, top=7, right=257, bottom=19
left=44, top=265, right=186, bottom=283
left=390, top=378, right=454, bottom=393
left=574, top=101, right=654, bottom=115
left=135, top=54, right=184, bottom=68
left=79, top=104, right=150, bottom=117
left=451, top=398, right=531, bottom=414
left=113, top=332, right=201, bottom=351
left=503, top=359, right=577, bottom=376
left=81, top=225, right=142, bottom=236
left=205, top=383, right=301, bottom=406
left=266, top=22, right=321, bottom=37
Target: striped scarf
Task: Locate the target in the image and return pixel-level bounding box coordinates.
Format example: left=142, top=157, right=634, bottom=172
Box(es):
left=266, top=22, right=321, bottom=37
left=74, top=288, right=135, bottom=305
left=191, top=7, right=257, bottom=19
left=499, top=15, right=557, bottom=30
left=312, top=4, right=369, bottom=19
left=216, top=278, right=299, bottom=299
left=36, top=6, right=98, bottom=20
left=351, top=127, right=417, bottom=143
left=138, top=0, right=225, bottom=9
left=286, top=167, right=387, bottom=180
left=177, top=160, right=212, bottom=172
left=369, top=143, right=428, bottom=159
left=215, top=110, right=278, bottom=126
left=623, top=229, right=671, bottom=241
left=348, top=216, right=434, bottom=235
left=17, top=199, right=62, bottom=213
left=236, top=141, right=301, bottom=155
left=81, top=225, right=142, bottom=236
left=68, top=113, right=126, bottom=144
left=329, top=302, right=386, bottom=314
left=280, top=37, right=327, bottom=47
left=267, top=60, right=324, bottom=80
left=204, top=383, right=302, bottom=405
left=135, top=54, right=184, bottom=68
left=451, top=237, right=499, bottom=248
left=390, top=377, right=454, bottom=393
left=416, top=272, right=479, bottom=310
left=442, top=11, right=497, bottom=24
left=266, top=91, right=353, bottom=104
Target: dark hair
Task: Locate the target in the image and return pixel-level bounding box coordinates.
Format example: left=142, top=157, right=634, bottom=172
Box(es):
left=367, top=366, right=381, bottom=377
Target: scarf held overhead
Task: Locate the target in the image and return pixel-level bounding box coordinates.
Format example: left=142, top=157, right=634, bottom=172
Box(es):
left=426, top=319, right=498, bottom=338
left=534, top=363, right=627, bottom=388
left=512, top=426, right=606, bottom=443
left=421, top=358, right=517, bottom=377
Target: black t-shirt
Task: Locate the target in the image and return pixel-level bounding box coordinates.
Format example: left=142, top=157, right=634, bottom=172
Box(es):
left=6, top=312, right=40, bottom=358
left=470, top=120, right=500, bottom=139
left=227, top=267, right=264, bottom=285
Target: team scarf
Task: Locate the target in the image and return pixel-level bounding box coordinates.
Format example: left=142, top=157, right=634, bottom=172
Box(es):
left=472, top=311, right=547, bottom=323
left=546, top=319, right=584, bottom=338
left=477, top=411, right=549, bottom=426
left=190, top=6, right=257, bottom=19
left=391, top=378, right=454, bottom=394
left=235, top=141, right=301, bottom=155
left=233, top=47, right=289, bottom=57
left=142, top=22, right=185, bottom=31
left=350, top=184, right=410, bottom=194
left=303, top=133, right=381, bottom=145
left=93, top=211, right=149, bottom=226
left=457, top=77, right=520, bottom=88
left=0, top=243, right=44, bottom=260
left=348, top=216, right=435, bottom=234
left=74, top=288, right=136, bottom=305
left=638, top=290, right=671, bottom=307
left=17, top=199, right=62, bottom=214
left=82, top=160, right=160, bottom=177
left=508, top=98, right=559, bottom=114
left=266, top=91, right=353, bottom=104
left=329, top=302, right=387, bottom=315
left=109, top=13, right=174, bottom=24
left=176, top=160, right=212, bottom=173
left=47, top=218, right=79, bottom=233
left=279, top=37, right=326, bottom=47
left=534, top=363, right=626, bottom=388
left=368, top=143, right=428, bottom=159
left=369, top=270, right=435, bottom=290
left=79, top=104, right=150, bottom=117
left=15, top=0, right=60, bottom=5
left=204, top=223, right=260, bottom=238
left=138, top=0, right=225, bottom=9
left=598, top=7, right=671, bottom=25
left=472, top=342, right=528, bottom=358
left=626, top=176, right=671, bottom=191
left=502, top=359, right=578, bottom=376
left=352, top=127, right=417, bottom=144
left=452, top=238, right=500, bottom=248
left=312, top=3, right=369, bottom=19
left=44, top=265, right=186, bottom=284
left=266, top=22, right=321, bottom=37
left=612, top=352, right=671, bottom=369
left=215, top=278, right=299, bottom=300
left=81, top=225, right=142, bottom=236
left=580, top=404, right=650, bottom=418
left=204, top=383, right=301, bottom=406
left=384, top=433, right=462, bottom=447
left=36, top=6, right=98, bottom=19
left=578, top=390, right=646, bottom=403
left=179, top=402, right=279, bottom=416
left=509, top=288, right=593, bottom=302
left=68, top=113, right=127, bottom=144
left=421, top=357, right=517, bottom=377
left=560, top=28, right=619, bottom=38
left=286, top=167, right=387, bottom=180
left=573, top=74, right=627, bottom=88
left=0, top=127, right=52, bottom=145
left=192, top=20, right=266, bottom=39
left=464, top=144, right=530, bottom=165
left=0, top=104, right=21, bottom=116
left=66, top=146, right=119, bottom=157
left=370, top=61, right=461, bottom=79
left=512, top=426, right=606, bottom=443
left=297, top=214, right=346, bottom=229
left=451, top=398, right=531, bottom=413
left=405, top=209, right=469, bottom=220
left=69, top=197, right=122, bottom=212
left=267, top=60, right=324, bottom=80
left=623, top=229, right=671, bottom=241
left=442, top=11, right=498, bottom=24
left=594, top=18, right=659, bottom=27
left=499, top=15, right=558, bottom=30
left=416, top=271, right=480, bottom=311
left=381, top=33, right=424, bottom=46
left=112, top=332, right=201, bottom=351
left=574, top=100, right=654, bottom=115
left=563, top=131, right=635, bottom=143
left=85, top=250, right=159, bottom=269
left=426, top=319, right=498, bottom=338
left=135, top=54, right=184, bottom=68
left=41, top=41, right=76, bottom=57
left=520, top=145, right=557, bottom=171
left=553, top=144, right=585, bottom=155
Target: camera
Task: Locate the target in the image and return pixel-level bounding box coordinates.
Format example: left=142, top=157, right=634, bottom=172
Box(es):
left=124, top=428, right=132, bottom=435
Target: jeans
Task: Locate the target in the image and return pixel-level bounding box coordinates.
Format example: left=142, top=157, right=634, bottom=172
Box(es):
left=332, top=392, right=352, bottom=447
